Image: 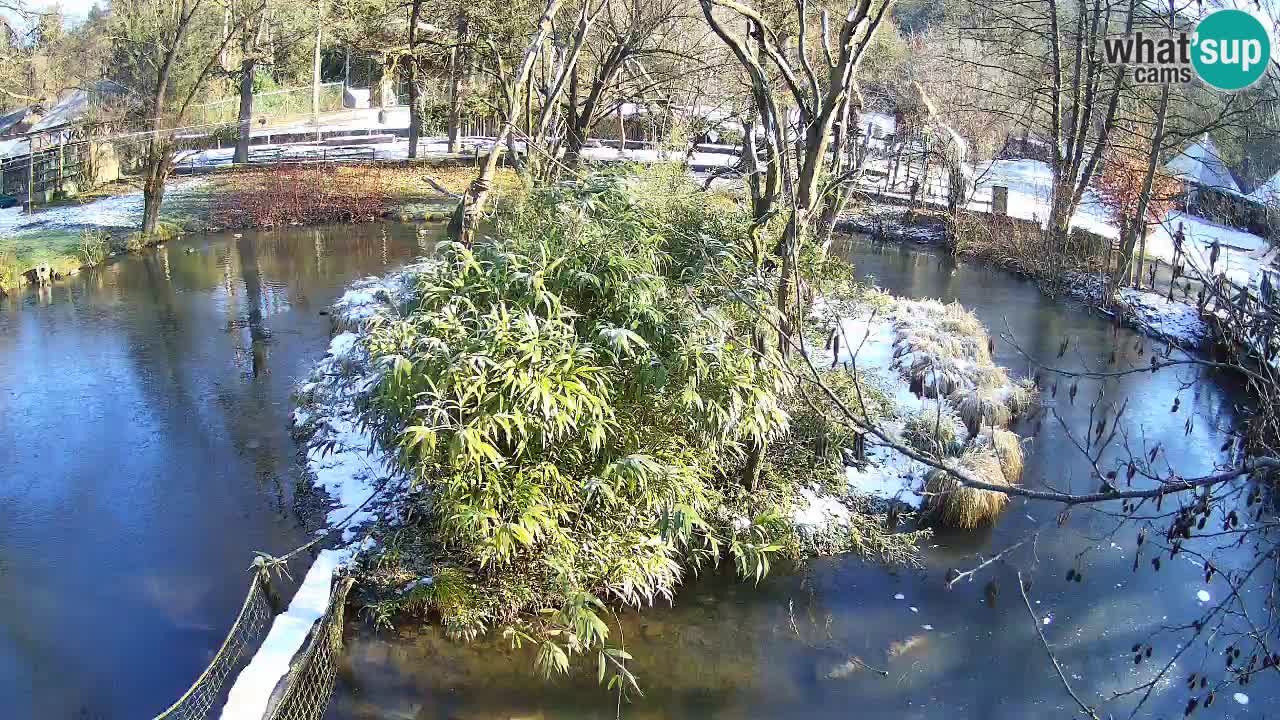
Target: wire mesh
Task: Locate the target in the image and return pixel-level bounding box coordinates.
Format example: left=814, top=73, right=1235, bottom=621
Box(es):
left=153, top=570, right=276, bottom=720
left=265, top=576, right=356, bottom=720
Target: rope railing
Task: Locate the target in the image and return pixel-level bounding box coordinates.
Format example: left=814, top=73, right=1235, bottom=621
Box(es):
left=152, top=569, right=277, bottom=720
left=190, top=83, right=347, bottom=127
left=264, top=576, right=356, bottom=720
left=151, top=563, right=354, bottom=720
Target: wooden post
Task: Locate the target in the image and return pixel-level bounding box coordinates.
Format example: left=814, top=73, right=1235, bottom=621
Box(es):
left=617, top=104, right=626, bottom=156
left=992, top=185, right=1009, bottom=215
left=258, top=568, right=284, bottom=614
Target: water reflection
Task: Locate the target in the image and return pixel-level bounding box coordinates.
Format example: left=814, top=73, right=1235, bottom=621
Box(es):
left=0, top=222, right=439, bottom=719
left=327, top=235, right=1275, bottom=720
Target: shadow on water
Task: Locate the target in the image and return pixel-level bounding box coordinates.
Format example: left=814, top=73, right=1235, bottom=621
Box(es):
left=326, top=235, right=1276, bottom=720
left=0, top=222, right=441, bottom=719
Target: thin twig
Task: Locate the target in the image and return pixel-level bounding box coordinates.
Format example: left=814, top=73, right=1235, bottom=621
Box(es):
left=1018, top=570, right=1101, bottom=720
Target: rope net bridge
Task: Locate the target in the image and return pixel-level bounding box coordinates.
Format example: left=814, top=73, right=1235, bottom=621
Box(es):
left=152, top=561, right=355, bottom=720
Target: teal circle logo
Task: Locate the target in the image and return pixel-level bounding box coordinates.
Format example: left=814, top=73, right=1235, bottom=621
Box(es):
left=1192, top=9, right=1271, bottom=91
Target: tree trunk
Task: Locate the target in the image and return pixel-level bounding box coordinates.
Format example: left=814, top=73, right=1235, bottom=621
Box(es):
left=616, top=104, right=625, bottom=155
left=946, top=152, right=968, bottom=214
left=408, top=73, right=423, bottom=158
left=1135, top=223, right=1149, bottom=288
left=141, top=143, right=171, bottom=236
left=1108, top=55, right=1169, bottom=293
left=311, top=0, right=323, bottom=139
left=562, top=50, right=625, bottom=174
left=774, top=210, right=807, bottom=357
left=449, top=0, right=565, bottom=245
left=562, top=72, right=585, bottom=172
left=816, top=93, right=856, bottom=257
left=407, top=0, right=424, bottom=158
left=446, top=12, right=468, bottom=154
left=234, top=56, right=255, bottom=163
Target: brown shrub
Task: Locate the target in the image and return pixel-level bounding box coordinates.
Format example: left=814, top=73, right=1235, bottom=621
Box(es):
left=211, top=165, right=395, bottom=228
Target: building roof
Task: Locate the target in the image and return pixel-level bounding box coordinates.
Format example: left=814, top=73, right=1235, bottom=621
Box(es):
left=0, top=106, right=32, bottom=136
left=1164, top=134, right=1242, bottom=194
left=27, top=81, right=127, bottom=133
left=1248, top=167, right=1280, bottom=205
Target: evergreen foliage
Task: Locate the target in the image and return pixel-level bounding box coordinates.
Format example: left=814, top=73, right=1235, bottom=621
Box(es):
left=358, top=170, right=915, bottom=681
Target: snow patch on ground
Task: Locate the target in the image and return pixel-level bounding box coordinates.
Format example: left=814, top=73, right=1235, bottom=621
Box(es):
left=792, top=486, right=854, bottom=530
left=845, top=439, right=928, bottom=506
left=1114, top=289, right=1211, bottom=349
left=292, top=265, right=430, bottom=536
left=1063, top=271, right=1211, bottom=350
left=1146, top=212, right=1274, bottom=288
left=800, top=297, right=1029, bottom=518
left=860, top=157, right=1274, bottom=290
left=176, top=136, right=738, bottom=172
left=218, top=549, right=345, bottom=720
left=0, top=178, right=210, bottom=237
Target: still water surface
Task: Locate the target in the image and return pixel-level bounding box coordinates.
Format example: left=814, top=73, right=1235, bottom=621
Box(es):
left=0, top=224, right=432, bottom=718
left=1, top=227, right=1271, bottom=719
left=326, top=236, right=1276, bottom=720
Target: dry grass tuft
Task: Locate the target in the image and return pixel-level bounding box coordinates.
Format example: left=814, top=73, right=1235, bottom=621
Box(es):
left=1007, top=378, right=1040, bottom=415
left=902, top=406, right=964, bottom=457
left=953, top=385, right=1013, bottom=434
left=907, top=355, right=967, bottom=398
left=922, top=449, right=1012, bottom=529
left=976, top=427, right=1025, bottom=482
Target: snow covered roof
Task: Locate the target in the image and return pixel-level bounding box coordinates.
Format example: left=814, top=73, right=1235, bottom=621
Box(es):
left=1248, top=167, right=1280, bottom=205
left=30, top=91, right=90, bottom=132
left=0, top=136, right=30, bottom=160
left=858, top=111, right=896, bottom=139
left=0, top=106, right=32, bottom=136
left=28, top=81, right=126, bottom=133
left=1165, top=134, right=1241, bottom=194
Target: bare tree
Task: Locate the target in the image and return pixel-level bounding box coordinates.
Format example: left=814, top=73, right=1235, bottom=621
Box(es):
left=701, top=0, right=893, bottom=343
left=947, top=0, right=1134, bottom=249
left=448, top=0, right=567, bottom=244
left=108, top=0, right=266, bottom=235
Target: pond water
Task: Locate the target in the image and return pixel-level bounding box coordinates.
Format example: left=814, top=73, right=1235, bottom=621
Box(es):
left=0, top=223, right=434, bottom=719
left=2, top=226, right=1271, bottom=720
left=326, top=235, right=1277, bottom=719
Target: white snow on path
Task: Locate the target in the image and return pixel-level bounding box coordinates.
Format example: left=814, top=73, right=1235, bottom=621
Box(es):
left=218, top=549, right=345, bottom=720
left=0, top=178, right=209, bottom=237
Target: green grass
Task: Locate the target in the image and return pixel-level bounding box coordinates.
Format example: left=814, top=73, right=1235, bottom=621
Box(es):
left=0, top=231, right=84, bottom=286
left=0, top=220, right=187, bottom=292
